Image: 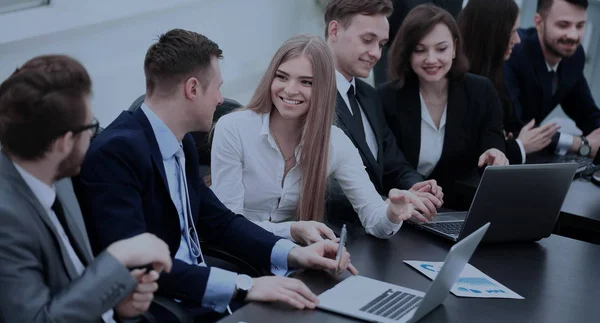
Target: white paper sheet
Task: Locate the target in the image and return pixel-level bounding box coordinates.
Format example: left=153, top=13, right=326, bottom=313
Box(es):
left=404, top=261, right=524, bottom=299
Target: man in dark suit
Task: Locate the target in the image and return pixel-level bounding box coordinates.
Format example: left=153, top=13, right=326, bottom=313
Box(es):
left=505, top=0, right=600, bottom=158
left=374, top=0, right=463, bottom=85
left=0, top=55, right=172, bottom=322
left=76, top=29, right=356, bottom=322
left=324, top=0, right=443, bottom=221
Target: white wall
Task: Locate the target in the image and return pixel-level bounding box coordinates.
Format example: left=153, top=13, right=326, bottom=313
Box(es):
left=0, top=0, right=326, bottom=126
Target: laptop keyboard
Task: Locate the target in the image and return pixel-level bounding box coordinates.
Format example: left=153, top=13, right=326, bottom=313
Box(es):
left=555, top=155, right=594, bottom=170
left=359, top=289, right=422, bottom=321
left=422, top=221, right=464, bottom=236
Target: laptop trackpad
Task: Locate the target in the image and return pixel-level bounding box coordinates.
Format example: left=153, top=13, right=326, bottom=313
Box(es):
left=433, top=211, right=468, bottom=222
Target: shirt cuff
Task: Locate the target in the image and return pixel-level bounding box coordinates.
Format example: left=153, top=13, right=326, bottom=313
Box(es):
left=555, top=133, right=573, bottom=156
left=202, top=267, right=237, bottom=313
left=378, top=213, right=403, bottom=238
left=515, top=139, right=527, bottom=164
left=270, top=239, right=298, bottom=276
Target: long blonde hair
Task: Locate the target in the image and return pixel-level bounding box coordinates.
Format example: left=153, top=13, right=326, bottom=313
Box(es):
left=246, top=34, right=336, bottom=222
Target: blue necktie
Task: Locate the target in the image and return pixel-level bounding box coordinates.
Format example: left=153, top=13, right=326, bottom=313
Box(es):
left=174, top=146, right=205, bottom=265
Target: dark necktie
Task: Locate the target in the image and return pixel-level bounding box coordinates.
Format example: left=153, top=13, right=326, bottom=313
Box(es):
left=51, top=197, right=85, bottom=263
left=347, top=85, right=366, bottom=142
left=550, top=70, right=559, bottom=97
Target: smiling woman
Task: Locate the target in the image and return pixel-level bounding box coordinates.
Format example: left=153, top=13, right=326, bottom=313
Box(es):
left=209, top=34, right=424, bottom=245
left=378, top=4, right=508, bottom=210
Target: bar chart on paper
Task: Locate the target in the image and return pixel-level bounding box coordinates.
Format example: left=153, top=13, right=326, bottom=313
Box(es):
left=404, top=261, right=524, bottom=299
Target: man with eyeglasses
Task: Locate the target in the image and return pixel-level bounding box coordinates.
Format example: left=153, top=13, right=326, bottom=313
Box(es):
left=0, top=55, right=174, bottom=322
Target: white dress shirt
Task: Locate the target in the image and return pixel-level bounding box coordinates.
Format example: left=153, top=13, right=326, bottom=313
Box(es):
left=13, top=163, right=115, bottom=323
left=335, top=70, right=379, bottom=159
left=210, top=109, right=401, bottom=239
left=417, top=94, right=446, bottom=177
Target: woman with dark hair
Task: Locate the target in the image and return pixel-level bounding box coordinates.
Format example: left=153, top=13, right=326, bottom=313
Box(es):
left=378, top=4, right=508, bottom=210
left=458, top=0, right=560, bottom=164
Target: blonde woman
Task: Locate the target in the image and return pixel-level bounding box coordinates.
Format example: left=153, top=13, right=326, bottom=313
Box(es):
left=210, top=35, right=427, bottom=245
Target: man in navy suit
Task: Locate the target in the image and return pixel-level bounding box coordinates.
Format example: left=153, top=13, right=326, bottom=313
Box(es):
left=76, top=29, right=356, bottom=322
left=505, top=0, right=600, bottom=158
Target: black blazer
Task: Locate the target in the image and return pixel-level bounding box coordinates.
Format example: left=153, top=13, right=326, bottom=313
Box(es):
left=378, top=73, right=506, bottom=209
left=335, top=78, right=425, bottom=194
left=76, top=108, right=280, bottom=311
left=504, top=28, right=600, bottom=151
left=505, top=137, right=524, bottom=164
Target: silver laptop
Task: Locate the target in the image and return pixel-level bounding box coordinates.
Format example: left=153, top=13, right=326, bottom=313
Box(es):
left=419, top=163, right=578, bottom=242
left=318, top=223, right=489, bottom=323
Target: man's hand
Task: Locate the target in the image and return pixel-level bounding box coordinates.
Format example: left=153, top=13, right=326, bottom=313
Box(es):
left=246, top=276, right=318, bottom=309
left=106, top=233, right=172, bottom=273
left=409, top=180, right=444, bottom=217
left=585, top=128, right=600, bottom=157
left=478, top=149, right=509, bottom=167
left=386, top=189, right=430, bottom=223
left=287, top=240, right=358, bottom=275
left=290, top=221, right=337, bottom=246
left=115, top=269, right=159, bottom=318
left=516, top=120, right=560, bottom=153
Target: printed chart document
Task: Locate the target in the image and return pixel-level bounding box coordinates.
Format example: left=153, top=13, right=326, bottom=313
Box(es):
left=405, top=261, right=524, bottom=299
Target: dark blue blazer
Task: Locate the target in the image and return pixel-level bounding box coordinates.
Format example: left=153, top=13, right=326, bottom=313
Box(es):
left=76, top=108, right=281, bottom=305
left=504, top=27, right=600, bottom=151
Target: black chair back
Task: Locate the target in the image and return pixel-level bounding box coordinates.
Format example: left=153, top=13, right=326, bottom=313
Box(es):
left=127, top=94, right=242, bottom=168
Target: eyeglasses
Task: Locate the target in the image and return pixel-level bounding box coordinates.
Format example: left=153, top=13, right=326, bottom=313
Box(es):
left=72, top=118, right=100, bottom=136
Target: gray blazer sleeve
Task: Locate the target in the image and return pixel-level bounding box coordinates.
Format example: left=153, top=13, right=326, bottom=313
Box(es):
left=0, top=205, right=137, bottom=323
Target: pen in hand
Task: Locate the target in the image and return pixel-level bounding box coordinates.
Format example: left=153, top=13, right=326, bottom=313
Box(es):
left=333, top=224, right=348, bottom=275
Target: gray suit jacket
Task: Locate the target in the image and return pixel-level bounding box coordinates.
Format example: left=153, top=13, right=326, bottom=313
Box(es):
left=0, top=152, right=137, bottom=323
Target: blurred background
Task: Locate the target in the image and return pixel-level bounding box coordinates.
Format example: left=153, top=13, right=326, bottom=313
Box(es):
left=0, top=0, right=598, bottom=131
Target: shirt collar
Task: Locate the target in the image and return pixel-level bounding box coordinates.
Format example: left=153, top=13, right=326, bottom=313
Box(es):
left=141, top=103, right=181, bottom=160
left=13, top=161, right=56, bottom=210
left=259, top=112, right=271, bottom=137
left=259, top=111, right=305, bottom=149
left=546, top=61, right=559, bottom=72
left=335, top=70, right=356, bottom=96
left=419, top=92, right=447, bottom=131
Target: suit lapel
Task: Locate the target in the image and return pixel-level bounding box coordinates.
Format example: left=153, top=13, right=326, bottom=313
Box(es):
left=355, top=83, right=383, bottom=148
left=397, top=82, right=422, bottom=168
left=530, top=34, right=554, bottom=118
left=434, top=79, right=468, bottom=175
left=133, top=108, right=170, bottom=193
left=335, top=91, right=379, bottom=173
left=56, top=179, right=94, bottom=266
left=0, top=153, right=81, bottom=280
left=133, top=109, right=200, bottom=225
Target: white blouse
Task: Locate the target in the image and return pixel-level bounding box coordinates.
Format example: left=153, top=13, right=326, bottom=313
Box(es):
left=210, top=109, right=401, bottom=240
left=417, top=93, right=447, bottom=177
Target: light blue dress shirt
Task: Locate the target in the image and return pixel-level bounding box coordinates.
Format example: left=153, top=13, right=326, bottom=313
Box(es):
left=141, top=104, right=296, bottom=312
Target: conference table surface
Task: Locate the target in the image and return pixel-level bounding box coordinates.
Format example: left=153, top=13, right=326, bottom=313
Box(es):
left=561, top=177, right=600, bottom=222
left=220, top=225, right=600, bottom=323
left=551, top=177, right=600, bottom=244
